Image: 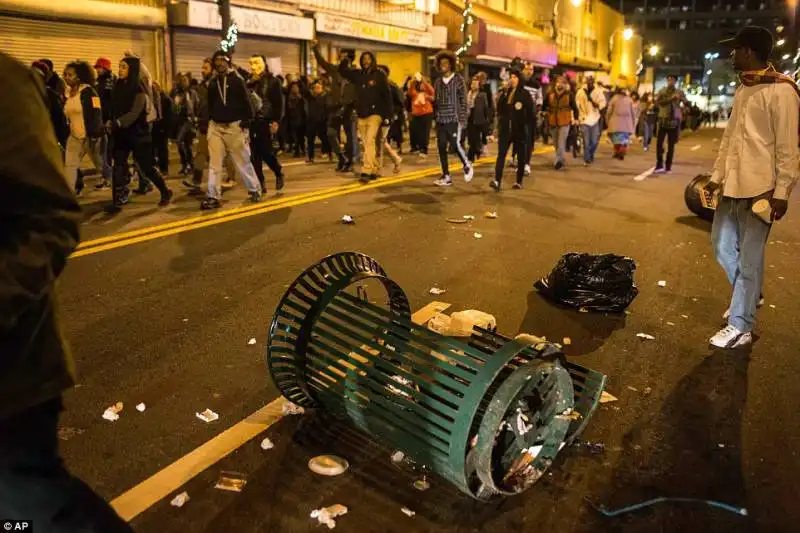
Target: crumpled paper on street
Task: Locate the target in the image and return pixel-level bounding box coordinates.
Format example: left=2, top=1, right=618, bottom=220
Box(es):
left=282, top=401, right=305, bottom=416
left=311, top=504, right=348, bottom=529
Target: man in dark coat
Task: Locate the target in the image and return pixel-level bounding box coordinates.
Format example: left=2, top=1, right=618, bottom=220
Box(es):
left=0, top=51, right=135, bottom=532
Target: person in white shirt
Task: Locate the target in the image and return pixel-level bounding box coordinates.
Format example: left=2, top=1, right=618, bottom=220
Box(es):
left=704, top=26, right=800, bottom=349
left=576, top=76, right=607, bottom=165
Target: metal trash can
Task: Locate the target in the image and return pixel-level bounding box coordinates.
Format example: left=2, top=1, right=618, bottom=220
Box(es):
left=685, top=174, right=716, bottom=221
left=267, top=252, right=607, bottom=500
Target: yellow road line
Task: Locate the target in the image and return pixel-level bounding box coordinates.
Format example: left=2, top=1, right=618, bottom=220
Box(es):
left=74, top=148, right=552, bottom=258
left=110, top=300, right=449, bottom=522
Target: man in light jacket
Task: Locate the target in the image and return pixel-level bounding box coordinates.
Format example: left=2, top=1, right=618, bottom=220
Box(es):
left=704, top=26, right=799, bottom=348
left=576, top=76, right=606, bottom=165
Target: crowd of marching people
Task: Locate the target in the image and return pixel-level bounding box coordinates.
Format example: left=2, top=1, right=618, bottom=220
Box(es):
left=32, top=45, right=708, bottom=209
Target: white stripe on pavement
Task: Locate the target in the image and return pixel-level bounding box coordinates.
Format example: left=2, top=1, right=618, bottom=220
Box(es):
left=633, top=167, right=656, bottom=182
left=690, top=144, right=702, bottom=151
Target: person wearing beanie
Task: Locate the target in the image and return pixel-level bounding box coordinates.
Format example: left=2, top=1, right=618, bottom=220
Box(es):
left=201, top=50, right=262, bottom=210
left=110, top=55, right=173, bottom=210
left=704, top=26, right=800, bottom=349
left=432, top=50, right=473, bottom=187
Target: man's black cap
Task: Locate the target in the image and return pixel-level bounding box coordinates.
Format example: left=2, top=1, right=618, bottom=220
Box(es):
left=719, top=26, right=773, bottom=59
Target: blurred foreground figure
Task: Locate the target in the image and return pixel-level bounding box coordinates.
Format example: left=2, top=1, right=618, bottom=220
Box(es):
left=0, top=52, right=135, bottom=533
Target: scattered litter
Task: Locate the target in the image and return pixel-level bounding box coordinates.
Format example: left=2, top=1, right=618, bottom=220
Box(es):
left=401, top=507, right=416, bottom=517
left=582, top=441, right=606, bottom=454
left=627, top=386, right=639, bottom=392
left=413, top=478, right=430, bottom=491
left=341, top=215, right=354, bottom=224
left=579, top=307, right=589, bottom=313
left=182, top=318, right=189, bottom=322
left=429, top=287, right=446, bottom=296
left=429, top=310, right=497, bottom=337
left=643, top=387, right=652, bottom=395
left=599, top=391, right=618, bottom=404
left=484, top=211, right=498, bottom=219
left=214, top=471, right=247, bottom=492
left=657, top=280, right=667, bottom=287
left=248, top=338, right=257, bottom=345
left=139, top=278, right=146, bottom=282
left=769, top=304, right=776, bottom=309
left=557, top=408, right=582, bottom=421
left=636, top=333, right=655, bottom=341
left=102, top=402, right=123, bottom=422
left=136, top=403, right=146, bottom=412
left=170, top=491, right=190, bottom=508
left=562, top=337, right=572, bottom=345
left=692, top=298, right=698, bottom=302
left=585, top=496, right=747, bottom=517
left=535, top=253, right=639, bottom=312
left=195, top=409, right=219, bottom=423
left=718, top=443, right=726, bottom=448
left=260, top=437, right=274, bottom=450
left=446, top=218, right=468, bottom=224
left=282, top=401, right=305, bottom=415
left=462, top=215, right=475, bottom=220
left=309, top=455, right=349, bottom=476
left=779, top=276, right=785, bottom=280
left=311, top=504, right=348, bottom=529
left=473, top=232, right=482, bottom=239
left=681, top=314, right=689, bottom=319
left=391, top=450, right=406, bottom=463
left=666, top=321, right=676, bottom=326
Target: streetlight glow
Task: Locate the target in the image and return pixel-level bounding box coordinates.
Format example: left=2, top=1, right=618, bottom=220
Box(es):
left=570, top=0, right=584, bottom=6
left=782, top=54, right=791, bottom=60
left=648, top=44, right=660, bottom=56
left=777, top=38, right=786, bottom=47
left=623, top=27, right=634, bottom=41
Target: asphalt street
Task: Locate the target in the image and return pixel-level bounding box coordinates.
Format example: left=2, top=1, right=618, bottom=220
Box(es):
left=56, top=129, right=800, bottom=533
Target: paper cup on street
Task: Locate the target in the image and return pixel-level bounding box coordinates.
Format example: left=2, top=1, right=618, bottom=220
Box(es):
left=752, top=199, right=772, bottom=224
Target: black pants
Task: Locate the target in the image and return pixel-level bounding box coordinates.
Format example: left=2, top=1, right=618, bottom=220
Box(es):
left=0, top=398, right=135, bottom=532
left=307, top=120, right=329, bottom=161
left=292, top=124, right=306, bottom=157
left=410, top=114, right=433, bottom=154
left=437, top=122, right=469, bottom=176
left=250, top=124, right=282, bottom=190
left=113, top=136, right=168, bottom=205
left=151, top=123, right=170, bottom=173
left=388, top=118, right=403, bottom=152
left=495, top=128, right=527, bottom=185
left=466, top=122, right=484, bottom=162
left=175, top=121, right=195, bottom=170
left=656, top=125, right=679, bottom=170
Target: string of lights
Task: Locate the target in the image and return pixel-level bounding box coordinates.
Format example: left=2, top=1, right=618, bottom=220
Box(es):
left=455, top=0, right=474, bottom=57
left=220, top=22, right=239, bottom=53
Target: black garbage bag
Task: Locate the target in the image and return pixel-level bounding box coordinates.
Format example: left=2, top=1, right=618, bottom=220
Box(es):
left=535, top=253, right=639, bottom=312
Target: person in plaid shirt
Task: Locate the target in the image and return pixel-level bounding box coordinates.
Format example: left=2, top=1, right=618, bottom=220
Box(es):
left=432, top=51, right=473, bottom=187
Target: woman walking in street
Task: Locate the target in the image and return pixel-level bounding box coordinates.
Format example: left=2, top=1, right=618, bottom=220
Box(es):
left=407, top=73, right=435, bottom=158
left=466, top=75, right=490, bottom=162
left=171, top=73, right=199, bottom=175
left=606, top=87, right=637, bottom=160
left=490, top=70, right=534, bottom=192
left=640, top=93, right=656, bottom=151
left=62, top=61, right=107, bottom=194
left=544, top=75, right=578, bottom=170
left=110, top=56, right=172, bottom=211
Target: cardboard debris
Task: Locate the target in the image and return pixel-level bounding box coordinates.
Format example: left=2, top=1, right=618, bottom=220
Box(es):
left=261, top=437, right=274, bottom=450
left=401, top=507, right=416, bottom=517
left=311, top=504, right=348, bottom=529
left=636, top=333, right=656, bottom=340
left=215, top=471, right=247, bottom=492
left=341, top=215, right=354, bottom=224
left=196, top=409, right=219, bottom=423
left=282, top=401, right=305, bottom=415
left=599, top=391, right=618, bottom=404
left=170, top=491, right=190, bottom=508
left=429, top=287, right=446, bottom=296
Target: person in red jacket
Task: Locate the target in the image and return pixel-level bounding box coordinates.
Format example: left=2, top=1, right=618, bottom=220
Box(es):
left=407, top=73, right=434, bottom=157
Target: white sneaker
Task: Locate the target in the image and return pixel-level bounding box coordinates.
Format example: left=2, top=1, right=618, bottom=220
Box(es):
left=434, top=175, right=453, bottom=187
left=709, top=325, right=752, bottom=348
left=464, top=165, right=474, bottom=182
left=524, top=164, right=531, bottom=176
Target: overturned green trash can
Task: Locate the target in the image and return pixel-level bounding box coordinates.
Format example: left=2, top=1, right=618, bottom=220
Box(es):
left=267, top=252, right=607, bottom=500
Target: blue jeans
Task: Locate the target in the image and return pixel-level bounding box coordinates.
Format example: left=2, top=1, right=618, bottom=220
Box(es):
left=642, top=121, right=654, bottom=148
left=711, top=196, right=771, bottom=333
left=582, top=122, right=601, bottom=163
left=555, top=125, right=570, bottom=165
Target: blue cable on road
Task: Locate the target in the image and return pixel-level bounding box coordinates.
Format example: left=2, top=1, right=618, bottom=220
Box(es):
left=585, top=496, right=748, bottom=517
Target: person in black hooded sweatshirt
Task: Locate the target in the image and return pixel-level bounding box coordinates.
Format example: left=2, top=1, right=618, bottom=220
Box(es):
left=110, top=55, right=172, bottom=211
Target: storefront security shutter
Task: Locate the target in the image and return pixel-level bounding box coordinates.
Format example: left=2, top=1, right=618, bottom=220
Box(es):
left=0, top=15, right=157, bottom=81
left=172, top=30, right=301, bottom=81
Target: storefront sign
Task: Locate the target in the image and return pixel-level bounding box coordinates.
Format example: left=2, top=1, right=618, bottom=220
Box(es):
left=477, top=21, right=557, bottom=68
left=186, top=1, right=314, bottom=40
left=315, top=13, right=435, bottom=48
